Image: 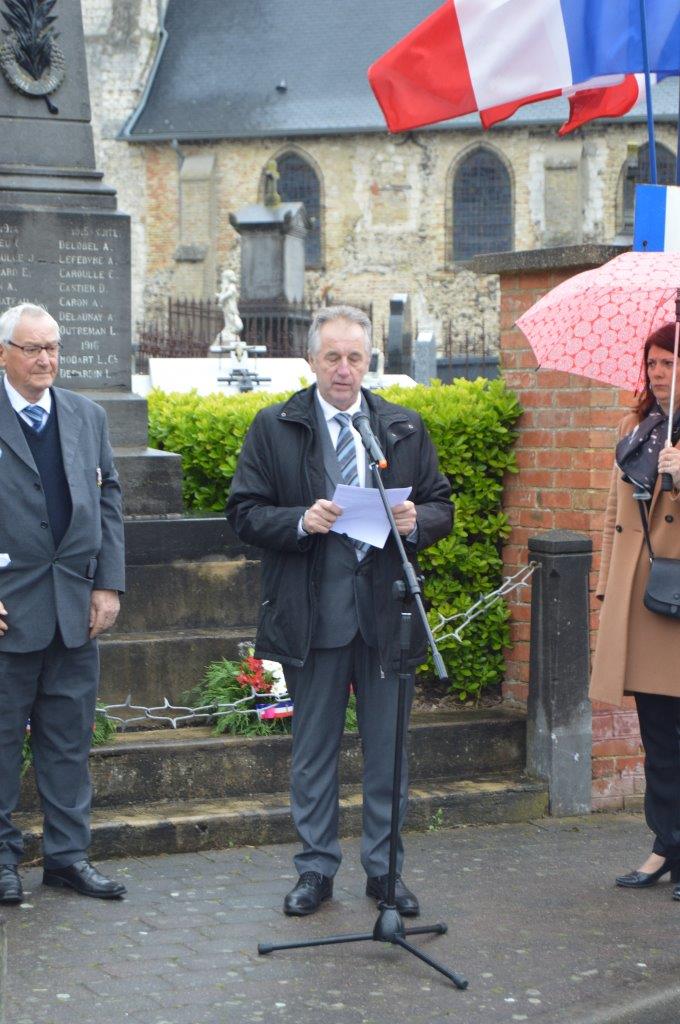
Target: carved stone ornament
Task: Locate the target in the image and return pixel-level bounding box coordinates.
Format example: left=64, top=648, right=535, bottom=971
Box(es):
left=0, top=0, right=65, bottom=112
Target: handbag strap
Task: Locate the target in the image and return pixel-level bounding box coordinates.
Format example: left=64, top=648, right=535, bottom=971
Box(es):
left=636, top=499, right=655, bottom=561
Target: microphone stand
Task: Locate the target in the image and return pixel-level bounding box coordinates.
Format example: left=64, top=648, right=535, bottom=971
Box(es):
left=257, top=448, right=468, bottom=989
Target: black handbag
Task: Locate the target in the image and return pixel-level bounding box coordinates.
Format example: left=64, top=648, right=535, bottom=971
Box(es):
left=636, top=500, right=680, bottom=619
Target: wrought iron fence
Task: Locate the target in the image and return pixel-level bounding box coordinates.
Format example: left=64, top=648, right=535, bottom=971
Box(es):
left=135, top=300, right=499, bottom=382
left=239, top=299, right=311, bottom=358
left=135, top=296, right=375, bottom=372
left=167, top=297, right=222, bottom=345
left=134, top=323, right=211, bottom=375
left=429, top=322, right=500, bottom=382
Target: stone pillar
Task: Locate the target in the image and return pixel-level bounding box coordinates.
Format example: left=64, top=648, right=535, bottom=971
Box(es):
left=413, top=329, right=437, bottom=385
left=385, top=293, right=412, bottom=375
left=229, top=202, right=308, bottom=303
left=527, top=530, right=592, bottom=815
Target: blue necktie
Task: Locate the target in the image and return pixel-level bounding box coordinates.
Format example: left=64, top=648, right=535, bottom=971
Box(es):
left=335, top=413, right=370, bottom=554
left=23, top=405, right=46, bottom=433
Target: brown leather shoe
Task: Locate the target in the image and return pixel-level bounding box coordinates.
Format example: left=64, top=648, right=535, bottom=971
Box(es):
left=283, top=871, right=333, bottom=916
left=0, top=865, right=23, bottom=905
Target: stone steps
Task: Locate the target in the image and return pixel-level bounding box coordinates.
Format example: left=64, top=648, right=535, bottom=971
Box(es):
left=19, top=708, right=529, bottom=812
left=98, top=626, right=256, bottom=706
left=98, top=515, right=259, bottom=708
left=16, top=774, right=547, bottom=863
left=41, top=514, right=549, bottom=866
left=16, top=709, right=548, bottom=861
left=114, top=558, right=261, bottom=633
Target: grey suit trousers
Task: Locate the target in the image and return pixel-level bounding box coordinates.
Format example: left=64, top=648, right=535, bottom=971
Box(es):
left=284, top=633, right=414, bottom=879
left=0, top=630, right=99, bottom=868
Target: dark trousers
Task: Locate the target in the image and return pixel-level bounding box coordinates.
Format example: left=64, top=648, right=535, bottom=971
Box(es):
left=0, top=629, right=99, bottom=868
left=284, top=633, right=414, bottom=879
left=634, top=692, right=680, bottom=858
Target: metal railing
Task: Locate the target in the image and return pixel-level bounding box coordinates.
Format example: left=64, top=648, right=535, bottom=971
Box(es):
left=135, top=297, right=374, bottom=371
left=431, top=323, right=499, bottom=382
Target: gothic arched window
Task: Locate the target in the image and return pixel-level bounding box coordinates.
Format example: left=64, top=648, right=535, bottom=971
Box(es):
left=619, top=142, right=676, bottom=234
left=452, top=148, right=512, bottom=261
left=276, top=152, right=322, bottom=268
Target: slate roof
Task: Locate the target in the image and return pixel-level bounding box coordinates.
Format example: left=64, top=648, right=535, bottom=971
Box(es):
left=123, top=0, right=680, bottom=142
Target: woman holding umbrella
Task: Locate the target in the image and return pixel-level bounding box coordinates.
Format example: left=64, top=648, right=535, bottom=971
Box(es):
left=591, top=322, right=680, bottom=898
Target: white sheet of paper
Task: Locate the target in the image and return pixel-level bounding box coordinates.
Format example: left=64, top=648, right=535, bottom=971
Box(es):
left=329, top=485, right=412, bottom=548
left=0, top=554, right=10, bottom=569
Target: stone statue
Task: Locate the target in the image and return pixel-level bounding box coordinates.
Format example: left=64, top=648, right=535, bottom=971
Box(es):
left=216, top=268, right=243, bottom=344
left=263, top=159, right=281, bottom=208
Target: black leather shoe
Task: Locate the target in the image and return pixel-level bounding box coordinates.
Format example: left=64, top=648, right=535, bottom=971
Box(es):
left=43, top=859, right=126, bottom=899
left=0, top=865, right=23, bottom=905
left=366, top=874, right=420, bottom=917
left=616, top=858, right=680, bottom=888
left=283, top=871, right=333, bottom=916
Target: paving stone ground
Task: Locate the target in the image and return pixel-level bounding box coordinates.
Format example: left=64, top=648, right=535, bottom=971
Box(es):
left=2, top=814, right=680, bottom=1024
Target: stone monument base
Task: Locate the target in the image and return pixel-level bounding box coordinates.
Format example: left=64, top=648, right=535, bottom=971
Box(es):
left=91, top=392, right=182, bottom=515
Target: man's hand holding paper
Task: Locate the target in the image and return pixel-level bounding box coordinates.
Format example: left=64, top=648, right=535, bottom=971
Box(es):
left=329, top=484, right=412, bottom=548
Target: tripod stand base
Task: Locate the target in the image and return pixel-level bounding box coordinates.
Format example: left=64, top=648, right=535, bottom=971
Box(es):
left=258, top=903, right=468, bottom=990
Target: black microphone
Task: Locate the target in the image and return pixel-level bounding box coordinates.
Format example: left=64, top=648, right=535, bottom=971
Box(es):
left=352, top=411, right=387, bottom=469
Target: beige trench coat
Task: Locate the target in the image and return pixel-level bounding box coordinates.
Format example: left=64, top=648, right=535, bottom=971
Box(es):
left=590, top=413, right=680, bottom=707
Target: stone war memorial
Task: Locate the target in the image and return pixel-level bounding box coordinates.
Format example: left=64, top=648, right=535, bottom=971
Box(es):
left=0, top=0, right=181, bottom=514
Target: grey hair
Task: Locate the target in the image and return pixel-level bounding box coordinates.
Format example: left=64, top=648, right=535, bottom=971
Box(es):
left=308, top=304, right=372, bottom=357
left=0, top=303, right=60, bottom=347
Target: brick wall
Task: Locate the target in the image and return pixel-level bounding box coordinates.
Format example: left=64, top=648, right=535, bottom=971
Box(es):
left=494, top=253, right=645, bottom=811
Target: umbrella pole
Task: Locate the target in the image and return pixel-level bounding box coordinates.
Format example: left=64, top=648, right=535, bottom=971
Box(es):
left=676, top=76, right=680, bottom=186
left=638, top=0, right=657, bottom=183
left=662, top=290, right=680, bottom=491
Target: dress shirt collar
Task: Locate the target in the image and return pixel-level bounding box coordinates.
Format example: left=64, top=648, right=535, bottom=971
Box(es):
left=315, top=388, right=363, bottom=424
left=3, top=374, right=52, bottom=415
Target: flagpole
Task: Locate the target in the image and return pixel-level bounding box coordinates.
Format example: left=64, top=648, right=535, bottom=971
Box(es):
left=638, top=0, right=657, bottom=183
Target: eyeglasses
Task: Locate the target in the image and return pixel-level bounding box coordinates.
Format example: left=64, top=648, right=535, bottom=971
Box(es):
left=6, top=341, right=62, bottom=357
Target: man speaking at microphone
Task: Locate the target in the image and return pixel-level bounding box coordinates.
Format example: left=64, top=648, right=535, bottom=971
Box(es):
left=226, top=305, right=452, bottom=917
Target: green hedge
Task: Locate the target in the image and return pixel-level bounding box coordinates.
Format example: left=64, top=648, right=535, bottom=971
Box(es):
left=148, top=380, right=522, bottom=699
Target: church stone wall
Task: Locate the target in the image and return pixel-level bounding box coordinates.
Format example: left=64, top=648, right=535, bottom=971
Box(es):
left=80, top=0, right=677, bottom=346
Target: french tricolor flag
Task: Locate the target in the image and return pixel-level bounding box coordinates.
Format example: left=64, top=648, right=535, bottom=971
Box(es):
left=368, top=0, right=680, bottom=133
left=482, top=73, right=654, bottom=135
left=634, top=185, right=680, bottom=253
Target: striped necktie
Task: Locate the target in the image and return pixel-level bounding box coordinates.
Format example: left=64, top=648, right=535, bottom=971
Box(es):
left=335, top=412, right=370, bottom=554
left=335, top=412, right=360, bottom=486
left=23, top=404, right=46, bottom=433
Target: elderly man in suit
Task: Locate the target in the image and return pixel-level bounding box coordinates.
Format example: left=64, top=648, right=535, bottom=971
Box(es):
left=227, top=305, right=453, bottom=917
left=0, top=303, right=126, bottom=905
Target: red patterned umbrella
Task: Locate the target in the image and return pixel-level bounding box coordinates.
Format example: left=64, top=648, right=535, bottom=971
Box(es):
left=515, top=252, right=680, bottom=393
